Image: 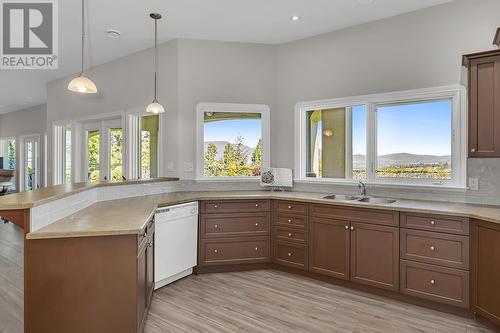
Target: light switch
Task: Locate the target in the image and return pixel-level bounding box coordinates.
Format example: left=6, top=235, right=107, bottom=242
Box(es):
left=184, top=162, right=194, bottom=172
left=468, top=178, right=479, bottom=191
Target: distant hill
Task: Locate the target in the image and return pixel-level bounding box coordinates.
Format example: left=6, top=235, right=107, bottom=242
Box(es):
left=204, top=141, right=255, bottom=163
left=353, top=153, right=451, bottom=169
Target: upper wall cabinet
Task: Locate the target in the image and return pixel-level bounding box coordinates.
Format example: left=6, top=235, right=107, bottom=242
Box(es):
left=463, top=50, right=500, bottom=157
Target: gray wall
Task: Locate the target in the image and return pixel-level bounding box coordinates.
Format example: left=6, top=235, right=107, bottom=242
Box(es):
left=43, top=0, right=500, bottom=203
left=0, top=104, right=47, bottom=189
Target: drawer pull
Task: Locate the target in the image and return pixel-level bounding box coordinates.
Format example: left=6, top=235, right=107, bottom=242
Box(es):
left=345, top=225, right=349, bottom=230
left=288, top=205, right=292, bottom=209
left=214, top=224, right=219, bottom=229
left=214, top=249, right=218, bottom=253
left=255, top=223, right=259, bottom=227
left=288, top=233, right=292, bottom=237
left=288, top=219, right=292, bottom=223
left=255, top=204, right=259, bottom=207
left=430, top=220, right=436, bottom=225
left=255, top=247, right=259, bottom=251
left=214, top=204, right=218, bottom=209
left=430, top=246, right=435, bottom=251
left=471, top=148, right=476, bottom=153
left=430, top=279, right=436, bottom=285
left=287, top=252, right=292, bottom=257
left=350, top=226, right=355, bottom=231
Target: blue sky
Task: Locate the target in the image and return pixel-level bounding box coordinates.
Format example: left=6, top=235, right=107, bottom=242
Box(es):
left=204, top=119, right=262, bottom=148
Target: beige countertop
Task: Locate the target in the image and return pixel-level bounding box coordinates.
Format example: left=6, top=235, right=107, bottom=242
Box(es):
left=0, top=178, right=179, bottom=210
left=26, top=190, right=500, bottom=240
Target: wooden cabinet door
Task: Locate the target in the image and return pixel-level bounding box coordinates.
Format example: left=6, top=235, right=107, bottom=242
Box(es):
left=309, top=217, right=350, bottom=280
left=146, top=225, right=155, bottom=307
left=350, top=223, right=399, bottom=291
left=472, top=219, right=500, bottom=326
left=137, top=240, right=147, bottom=333
left=469, top=53, right=500, bottom=157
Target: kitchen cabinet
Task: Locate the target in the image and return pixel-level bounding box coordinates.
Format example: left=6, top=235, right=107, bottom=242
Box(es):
left=137, top=235, right=147, bottom=333
left=309, top=217, right=349, bottom=279
left=464, top=49, right=500, bottom=157
left=350, top=222, right=399, bottom=291
left=471, top=219, right=500, bottom=325
left=146, top=220, right=155, bottom=311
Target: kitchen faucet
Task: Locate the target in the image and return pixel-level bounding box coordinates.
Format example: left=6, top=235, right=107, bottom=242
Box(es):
left=358, top=181, right=367, bottom=198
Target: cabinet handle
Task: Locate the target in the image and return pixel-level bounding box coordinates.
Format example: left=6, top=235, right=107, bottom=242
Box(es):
left=143, top=232, right=148, bottom=238
left=345, top=225, right=349, bottom=230
left=287, top=252, right=292, bottom=257
left=214, top=204, right=218, bottom=209
left=214, top=249, right=218, bottom=253
left=471, top=148, right=476, bottom=153
left=288, top=205, right=292, bottom=209
left=255, top=247, right=259, bottom=251
left=430, top=279, right=436, bottom=285
left=255, top=204, right=259, bottom=207
left=430, top=246, right=435, bottom=251
left=430, top=220, right=436, bottom=225
left=214, top=224, right=219, bottom=229
left=288, top=233, right=292, bottom=237
left=147, top=241, right=153, bottom=248
left=288, top=219, right=292, bottom=223
left=350, top=226, right=355, bottom=231
left=255, top=223, right=259, bottom=227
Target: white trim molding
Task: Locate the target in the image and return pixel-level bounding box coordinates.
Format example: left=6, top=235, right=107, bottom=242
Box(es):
left=196, top=102, right=271, bottom=181
left=294, top=85, right=467, bottom=189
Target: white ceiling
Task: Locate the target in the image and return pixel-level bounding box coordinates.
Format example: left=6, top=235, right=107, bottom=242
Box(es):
left=0, top=0, right=453, bottom=114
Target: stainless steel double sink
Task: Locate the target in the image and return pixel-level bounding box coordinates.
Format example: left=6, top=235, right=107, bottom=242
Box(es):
left=322, top=194, right=398, bottom=204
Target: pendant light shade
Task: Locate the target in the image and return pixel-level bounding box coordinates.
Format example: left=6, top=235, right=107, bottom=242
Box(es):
left=146, top=13, right=165, bottom=114
left=68, top=0, right=97, bottom=94
left=68, top=74, right=97, bottom=93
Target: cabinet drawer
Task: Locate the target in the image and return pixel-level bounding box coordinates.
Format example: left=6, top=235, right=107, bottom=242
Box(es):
left=200, top=200, right=270, bottom=214
left=199, top=237, right=270, bottom=266
left=200, top=213, right=270, bottom=238
left=275, top=201, right=308, bottom=216
left=274, top=214, right=307, bottom=229
left=310, top=204, right=399, bottom=226
left=273, top=227, right=307, bottom=244
left=400, top=260, right=469, bottom=308
left=401, top=212, right=469, bottom=235
left=273, top=240, right=307, bottom=270
left=401, top=229, right=469, bottom=269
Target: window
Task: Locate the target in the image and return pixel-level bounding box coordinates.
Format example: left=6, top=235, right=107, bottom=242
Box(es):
left=139, top=115, right=159, bottom=179
left=86, top=130, right=100, bottom=182
left=305, top=105, right=367, bottom=180
left=109, top=128, right=123, bottom=181
left=62, top=125, right=72, bottom=183
left=0, top=138, right=16, bottom=190
left=197, top=103, right=270, bottom=179
left=296, top=86, right=466, bottom=188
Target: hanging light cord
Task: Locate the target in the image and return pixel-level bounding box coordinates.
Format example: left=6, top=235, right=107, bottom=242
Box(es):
left=153, top=16, right=158, bottom=102
left=80, top=0, right=84, bottom=75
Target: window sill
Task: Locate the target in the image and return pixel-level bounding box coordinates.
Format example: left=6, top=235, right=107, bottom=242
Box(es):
left=293, top=179, right=468, bottom=192
left=195, top=177, right=260, bottom=182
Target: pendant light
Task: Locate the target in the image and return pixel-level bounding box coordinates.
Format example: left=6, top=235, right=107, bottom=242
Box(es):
left=146, top=13, right=165, bottom=114
left=68, top=0, right=97, bottom=94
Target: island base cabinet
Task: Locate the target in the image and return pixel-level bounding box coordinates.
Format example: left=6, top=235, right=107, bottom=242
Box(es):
left=350, top=222, right=399, bottom=291
left=472, top=219, right=500, bottom=326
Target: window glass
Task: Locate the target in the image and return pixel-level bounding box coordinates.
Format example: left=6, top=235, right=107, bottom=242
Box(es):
left=376, top=99, right=452, bottom=180
left=139, top=115, right=159, bottom=179
left=305, top=105, right=366, bottom=180
left=62, top=125, right=71, bottom=183
left=7, top=139, right=16, bottom=169
left=109, top=128, right=123, bottom=181
left=203, top=112, right=262, bottom=177
left=87, top=130, right=100, bottom=182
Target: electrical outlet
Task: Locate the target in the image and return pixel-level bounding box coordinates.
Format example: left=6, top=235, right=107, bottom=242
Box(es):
left=468, top=178, right=479, bottom=191
left=183, top=162, right=194, bottom=172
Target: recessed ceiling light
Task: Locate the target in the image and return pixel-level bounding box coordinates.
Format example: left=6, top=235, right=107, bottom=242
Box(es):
left=357, top=0, right=374, bottom=4
left=106, top=29, right=121, bottom=38
left=290, top=15, right=301, bottom=21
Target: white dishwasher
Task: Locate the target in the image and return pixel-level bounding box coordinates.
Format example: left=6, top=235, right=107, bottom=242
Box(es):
left=154, top=201, right=198, bottom=290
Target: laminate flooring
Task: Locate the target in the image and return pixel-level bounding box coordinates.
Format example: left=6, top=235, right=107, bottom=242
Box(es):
left=0, top=221, right=494, bottom=333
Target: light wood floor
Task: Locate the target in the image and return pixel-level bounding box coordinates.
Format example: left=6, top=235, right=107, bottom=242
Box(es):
left=0, top=221, right=494, bottom=333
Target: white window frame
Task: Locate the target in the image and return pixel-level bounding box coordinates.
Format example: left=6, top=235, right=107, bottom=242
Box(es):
left=295, top=85, right=467, bottom=189
left=52, top=122, right=72, bottom=185
left=0, top=136, right=17, bottom=190
left=196, top=103, right=271, bottom=181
